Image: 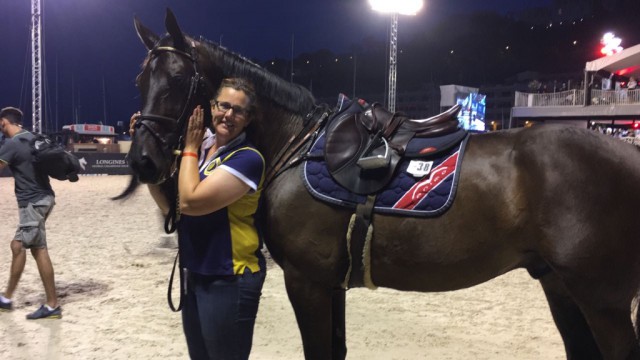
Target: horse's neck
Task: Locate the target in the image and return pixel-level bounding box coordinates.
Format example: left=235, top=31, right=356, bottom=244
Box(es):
left=251, top=106, right=305, bottom=167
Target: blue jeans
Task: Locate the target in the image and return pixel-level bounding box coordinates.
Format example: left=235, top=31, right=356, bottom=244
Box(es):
left=182, top=268, right=266, bottom=360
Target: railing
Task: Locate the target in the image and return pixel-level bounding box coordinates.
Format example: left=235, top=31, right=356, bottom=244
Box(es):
left=590, top=89, right=640, bottom=105
left=67, top=143, right=121, bottom=153
left=620, top=136, right=640, bottom=147
left=514, top=90, right=584, bottom=107
left=515, top=89, right=640, bottom=107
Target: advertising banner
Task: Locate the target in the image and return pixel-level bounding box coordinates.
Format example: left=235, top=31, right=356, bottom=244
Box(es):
left=1, top=153, right=131, bottom=177
left=74, top=153, right=131, bottom=175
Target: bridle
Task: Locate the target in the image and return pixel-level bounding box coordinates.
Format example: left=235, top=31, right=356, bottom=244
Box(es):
left=134, top=44, right=207, bottom=159
left=133, top=43, right=210, bottom=235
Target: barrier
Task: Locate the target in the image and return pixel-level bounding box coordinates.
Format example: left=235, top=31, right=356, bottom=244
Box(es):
left=0, top=152, right=131, bottom=177
left=75, top=153, right=131, bottom=175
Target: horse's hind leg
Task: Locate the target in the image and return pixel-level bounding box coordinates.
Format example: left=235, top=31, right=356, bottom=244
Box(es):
left=283, top=267, right=346, bottom=360
left=578, top=303, right=640, bottom=359
left=543, top=272, right=640, bottom=359
left=539, top=273, right=602, bottom=359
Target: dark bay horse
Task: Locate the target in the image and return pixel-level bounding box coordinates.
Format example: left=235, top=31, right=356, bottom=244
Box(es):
left=126, top=10, right=640, bottom=359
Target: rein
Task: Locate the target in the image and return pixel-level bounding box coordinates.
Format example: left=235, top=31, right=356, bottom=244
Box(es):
left=265, top=104, right=331, bottom=188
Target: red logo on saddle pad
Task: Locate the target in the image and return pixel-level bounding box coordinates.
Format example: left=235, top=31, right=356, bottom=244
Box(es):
left=419, top=147, right=437, bottom=154
left=393, top=152, right=459, bottom=210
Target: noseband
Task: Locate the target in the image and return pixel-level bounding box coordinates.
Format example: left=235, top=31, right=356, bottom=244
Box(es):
left=135, top=45, right=206, bottom=156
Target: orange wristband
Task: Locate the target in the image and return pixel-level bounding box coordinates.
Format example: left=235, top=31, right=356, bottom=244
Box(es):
left=182, top=152, right=198, bottom=159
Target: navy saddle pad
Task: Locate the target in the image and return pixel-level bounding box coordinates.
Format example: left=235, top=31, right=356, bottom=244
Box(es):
left=303, top=131, right=469, bottom=217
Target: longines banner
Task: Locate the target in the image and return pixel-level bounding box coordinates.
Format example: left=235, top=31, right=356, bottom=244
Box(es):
left=0, top=153, right=131, bottom=177
left=75, top=153, right=131, bottom=175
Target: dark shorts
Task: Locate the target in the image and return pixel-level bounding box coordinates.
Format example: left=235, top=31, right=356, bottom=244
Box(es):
left=14, top=195, right=55, bottom=249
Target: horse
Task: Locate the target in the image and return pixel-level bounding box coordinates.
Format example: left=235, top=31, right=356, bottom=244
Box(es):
left=124, top=9, right=640, bottom=360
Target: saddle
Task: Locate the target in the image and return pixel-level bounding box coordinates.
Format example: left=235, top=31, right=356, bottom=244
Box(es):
left=324, top=100, right=462, bottom=195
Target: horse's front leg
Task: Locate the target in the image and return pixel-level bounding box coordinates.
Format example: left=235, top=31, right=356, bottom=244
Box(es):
left=332, top=288, right=347, bottom=359
left=283, top=265, right=346, bottom=360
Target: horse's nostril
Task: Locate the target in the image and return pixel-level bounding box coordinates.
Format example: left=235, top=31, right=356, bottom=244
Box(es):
left=130, top=154, right=159, bottom=184
left=128, top=130, right=171, bottom=184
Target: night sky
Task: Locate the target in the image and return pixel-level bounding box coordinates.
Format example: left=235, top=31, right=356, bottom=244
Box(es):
left=0, top=0, right=551, bottom=131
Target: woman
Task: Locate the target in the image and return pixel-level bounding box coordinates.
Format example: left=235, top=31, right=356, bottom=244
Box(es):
left=143, top=78, right=267, bottom=359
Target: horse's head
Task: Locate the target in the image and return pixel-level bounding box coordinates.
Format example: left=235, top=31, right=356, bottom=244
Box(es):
left=129, top=9, right=213, bottom=184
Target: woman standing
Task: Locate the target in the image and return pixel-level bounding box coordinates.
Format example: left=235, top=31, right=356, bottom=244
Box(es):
left=146, top=78, right=266, bottom=359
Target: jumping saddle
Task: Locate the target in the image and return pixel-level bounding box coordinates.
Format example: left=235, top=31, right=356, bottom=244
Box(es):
left=324, top=100, right=463, bottom=195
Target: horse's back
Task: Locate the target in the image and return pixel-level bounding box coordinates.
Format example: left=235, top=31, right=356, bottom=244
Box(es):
left=464, top=125, right=640, bottom=246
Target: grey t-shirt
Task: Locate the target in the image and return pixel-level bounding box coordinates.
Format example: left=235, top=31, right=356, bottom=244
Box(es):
left=0, top=130, right=54, bottom=207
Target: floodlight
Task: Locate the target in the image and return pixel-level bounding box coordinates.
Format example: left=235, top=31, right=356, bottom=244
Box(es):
left=369, top=0, right=423, bottom=15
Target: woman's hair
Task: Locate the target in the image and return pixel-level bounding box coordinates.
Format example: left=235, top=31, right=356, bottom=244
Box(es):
left=214, top=78, right=257, bottom=118
left=0, top=107, right=23, bottom=125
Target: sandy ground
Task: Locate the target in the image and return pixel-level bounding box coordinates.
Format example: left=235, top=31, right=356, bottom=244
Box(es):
left=0, top=176, right=565, bottom=359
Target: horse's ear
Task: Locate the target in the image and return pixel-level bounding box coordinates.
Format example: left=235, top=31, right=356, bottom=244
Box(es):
left=165, top=8, right=186, bottom=50
left=134, top=16, right=159, bottom=51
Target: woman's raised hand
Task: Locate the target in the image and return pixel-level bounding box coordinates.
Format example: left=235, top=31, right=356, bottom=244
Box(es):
left=184, top=106, right=205, bottom=152
left=129, top=111, right=141, bottom=137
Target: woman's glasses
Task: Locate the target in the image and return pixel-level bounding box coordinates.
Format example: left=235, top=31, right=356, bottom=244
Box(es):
left=211, top=100, right=248, bottom=117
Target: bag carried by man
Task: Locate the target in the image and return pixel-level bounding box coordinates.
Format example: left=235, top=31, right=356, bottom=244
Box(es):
left=22, top=134, right=81, bottom=182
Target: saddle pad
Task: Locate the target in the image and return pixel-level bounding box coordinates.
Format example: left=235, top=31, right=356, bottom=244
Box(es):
left=303, top=132, right=469, bottom=217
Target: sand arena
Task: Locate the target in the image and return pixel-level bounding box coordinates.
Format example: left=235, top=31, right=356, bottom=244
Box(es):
left=0, top=176, right=563, bottom=359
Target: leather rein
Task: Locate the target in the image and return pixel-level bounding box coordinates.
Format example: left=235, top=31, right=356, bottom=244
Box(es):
left=264, top=104, right=331, bottom=188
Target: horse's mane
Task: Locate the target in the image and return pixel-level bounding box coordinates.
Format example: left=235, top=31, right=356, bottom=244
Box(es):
left=194, top=36, right=317, bottom=116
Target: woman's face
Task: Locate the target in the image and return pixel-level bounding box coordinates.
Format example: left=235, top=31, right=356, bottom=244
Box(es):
left=211, top=87, right=251, bottom=143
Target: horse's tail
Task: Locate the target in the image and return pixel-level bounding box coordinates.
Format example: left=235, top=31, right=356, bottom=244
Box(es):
left=111, top=175, right=140, bottom=200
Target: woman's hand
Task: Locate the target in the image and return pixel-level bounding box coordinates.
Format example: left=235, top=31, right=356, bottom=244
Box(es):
left=129, top=111, right=141, bottom=137
left=184, top=106, right=205, bottom=152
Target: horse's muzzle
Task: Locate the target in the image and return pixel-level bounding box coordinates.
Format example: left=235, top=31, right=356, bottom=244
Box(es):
left=128, top=144, right=171, bottom=185
left=129, top=155, right=162, bottom=184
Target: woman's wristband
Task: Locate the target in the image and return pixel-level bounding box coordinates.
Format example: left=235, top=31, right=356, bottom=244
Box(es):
left=182, top=151, right=198, bottom=159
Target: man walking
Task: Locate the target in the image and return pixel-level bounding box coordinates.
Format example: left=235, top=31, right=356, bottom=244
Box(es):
left=0, top=107, right=61, bottom=319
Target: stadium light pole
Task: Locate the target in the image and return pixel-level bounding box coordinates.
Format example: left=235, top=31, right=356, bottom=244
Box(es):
left=31, top=0, right=43, bottom=133
left=369, top=0, right=423, bottom=113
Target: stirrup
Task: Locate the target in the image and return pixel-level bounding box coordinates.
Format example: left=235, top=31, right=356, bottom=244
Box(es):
left=357, top=137, right=391, bottom=170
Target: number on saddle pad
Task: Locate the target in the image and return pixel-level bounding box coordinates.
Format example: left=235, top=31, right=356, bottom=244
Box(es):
left=23, top=134, right=81, bottom=182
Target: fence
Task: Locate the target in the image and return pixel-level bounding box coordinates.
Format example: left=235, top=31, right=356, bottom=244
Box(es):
left=0, top=153, right=131, bottom=178
left=515, top=89, right=640, bottom=107
left=515, top=90, right=584, bottom=107
left=590, top=89, right=640, bottom=105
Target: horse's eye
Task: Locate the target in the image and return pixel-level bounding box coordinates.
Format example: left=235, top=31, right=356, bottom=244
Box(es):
left=170, top=75, right=187, bottom=86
